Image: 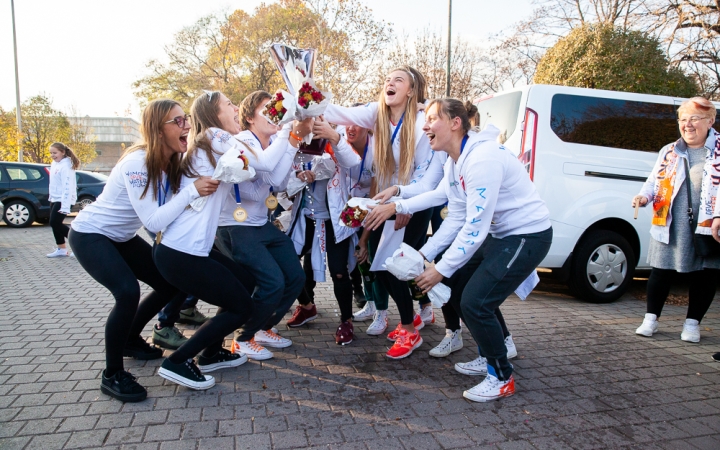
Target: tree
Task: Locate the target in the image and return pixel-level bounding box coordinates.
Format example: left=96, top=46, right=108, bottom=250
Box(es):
left=0, top=107, right=21, bottom=162
left=133, top=0, right=391, bottom=106
left=19, top=95, right=96, bottom=166
left=534, top=23, right=697, bottom=97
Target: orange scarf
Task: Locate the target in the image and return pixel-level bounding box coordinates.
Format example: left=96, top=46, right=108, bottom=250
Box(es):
left=652, top=147, right=680, bottom=226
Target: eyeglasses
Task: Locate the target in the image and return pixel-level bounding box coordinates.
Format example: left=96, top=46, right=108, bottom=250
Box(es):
left=678, top=116, right=710, bottom=125
left=164, top=114, right=191, bottom=128
left=203, top=90, right=216, bottom=101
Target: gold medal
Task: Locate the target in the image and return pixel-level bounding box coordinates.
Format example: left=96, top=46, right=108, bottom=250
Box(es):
left=440, top=206, right=449, bottom=220
left=155, top=230, right=163, bottom=245
left=265, top=195, right=278, bottom=210
left=233, top=206, right=248, bottom=222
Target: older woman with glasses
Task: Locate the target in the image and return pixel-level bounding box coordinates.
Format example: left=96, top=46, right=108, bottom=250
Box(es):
left=633, top=97, right=720, bottom=343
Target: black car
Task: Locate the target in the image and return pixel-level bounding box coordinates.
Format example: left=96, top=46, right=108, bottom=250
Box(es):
left=0, top=161, right=108, bottom=228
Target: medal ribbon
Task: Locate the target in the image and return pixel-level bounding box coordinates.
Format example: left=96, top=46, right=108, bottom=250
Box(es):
left=234, top=183, right=242, bottom=204
left=351, top=137, right=369, bottom=190
left=157, top=177, right=170, bottom=207
left=390, top=113, right=405, bottom=146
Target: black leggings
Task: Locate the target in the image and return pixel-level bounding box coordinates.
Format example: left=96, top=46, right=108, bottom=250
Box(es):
left=647, top=267, right=718, bottom=322
left=49, top=202, right=69, bottom=245
left=369, top=208, right=433, bottom=325
left=68, top=230, right=178, bottom=375
left=298, top=218, right=353, bottom=322
left=153, top=244, right=255, bottom=362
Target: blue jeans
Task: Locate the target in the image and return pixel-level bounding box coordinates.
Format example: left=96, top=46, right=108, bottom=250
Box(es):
left=460, top=227, right=552, bottom=381
left=216, top=222, right=305, bottom=341
left=157, top=294, right=198, bottom=327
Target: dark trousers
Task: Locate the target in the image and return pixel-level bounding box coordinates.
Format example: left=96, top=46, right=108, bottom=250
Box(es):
left=460, top=227, right=552, bottom=381
left=369, top=208, right=433, bottom=325
left=298, top=218, right=354, bottom=322
left=647, top=267, right=718, bottom=322
left=216, top=223, right=304, bottom=340
left=68, top=230, right=178, bottom=374
left=153, top=245, right=255, bottom=361
left=49, top=202, right=69, bottom=245
left=158, top=294, right=199, bottom=328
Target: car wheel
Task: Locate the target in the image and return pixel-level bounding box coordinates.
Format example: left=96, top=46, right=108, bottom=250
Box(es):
left=568, top=230, right=635, bottom=303
left=78, top=196, right=95, bottom=209
left=3, top=200, right=36, bottom=228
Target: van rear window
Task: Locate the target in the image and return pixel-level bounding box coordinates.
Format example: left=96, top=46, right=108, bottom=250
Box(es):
left=475, top=92, right=522, bottom=144
left=550, top=94, right=686, bottom=152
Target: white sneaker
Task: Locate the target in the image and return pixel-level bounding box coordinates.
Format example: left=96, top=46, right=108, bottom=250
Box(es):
left=463, top=373, right=516, bottom=402
left=366, top=310, right=389, bottom=335
left=254, top=329, right=292, bottom=348
left=46, top=248, right=69, bottom=258
left=231, top=338, right=273, bottom=360
left=635, top=313, right=659, bottom=337
left=353, top=301, right=376, bottom=321
left=429, top=329, right=463, bottom=357
left=681, top=319, right=701, bottom=343
left=455, top=355, right=488, bottom=376
left=505, top=335, right=517, bottom=359
left=419, top=305, right=435, bottom=324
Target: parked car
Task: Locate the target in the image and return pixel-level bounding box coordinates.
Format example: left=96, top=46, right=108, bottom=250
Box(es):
left=0, top=161, right=107, bottom=228
left=474, top=84, right=719, bottom=303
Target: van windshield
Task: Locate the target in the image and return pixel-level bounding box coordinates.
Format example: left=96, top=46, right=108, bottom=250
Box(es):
left=475, top=91, right=522, bottom=144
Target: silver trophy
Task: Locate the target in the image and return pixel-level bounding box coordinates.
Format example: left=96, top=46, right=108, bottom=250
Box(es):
left=269, top=43, right=317, bottom=96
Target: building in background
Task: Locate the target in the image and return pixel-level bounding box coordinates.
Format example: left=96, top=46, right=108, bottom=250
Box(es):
left=68, top=117, right=141, bottom=173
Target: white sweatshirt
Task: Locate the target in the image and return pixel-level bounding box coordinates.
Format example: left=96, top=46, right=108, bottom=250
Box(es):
left=348, top=135, right=375, bottom=199
left=48, top=157, right=77, bottom=213
left=160, top=126, right=294, bottom=256
left=218, top=130, right=296, bottom=227
left=71, top=150, right=200, bottom=242
left=398, top=125, right=551, bottom=278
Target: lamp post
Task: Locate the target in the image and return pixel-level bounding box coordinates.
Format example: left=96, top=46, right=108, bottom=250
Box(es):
left=11, top=0, right=23, bottom=162
left=446, top=0, right=452, bottom=97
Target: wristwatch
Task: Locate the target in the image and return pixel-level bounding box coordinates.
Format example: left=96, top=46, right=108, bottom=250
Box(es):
left=394, top=201, right=405, bottom=214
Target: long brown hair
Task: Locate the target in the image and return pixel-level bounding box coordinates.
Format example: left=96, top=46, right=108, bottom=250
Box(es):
left=373, top=66, right=428, bottom=189
left=184, top=90, right=256, bottom=177
left=50, top=142, right=80, bottom=170
left=119, top=99, right=183, bottom=199
left=240, top=90, right=272, bottom=131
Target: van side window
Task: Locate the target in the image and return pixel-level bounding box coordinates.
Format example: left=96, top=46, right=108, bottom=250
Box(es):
left=550, top=94, right=682, bottom=152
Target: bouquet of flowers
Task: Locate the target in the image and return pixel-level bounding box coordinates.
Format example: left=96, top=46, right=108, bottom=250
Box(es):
left=189, top=147, right=256, bottom=212
left=384, top=243, right=451, bottom=308
left=263, top=90, right=296, bottom=126
left=339, top=197, right=376, bottom=228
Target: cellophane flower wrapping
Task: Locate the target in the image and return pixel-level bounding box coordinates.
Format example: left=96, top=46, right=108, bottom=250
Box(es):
left=311, top=153, right=336, bottom=181
left=383, top=243, right=450, bottom=307
left=263, top=90, right=296, bottom=126
left=273, top=210, right=292, bottom=232
left=286, top=177, right=307, bottom=198
left=338, top=197, right=376, bottom=228
left=189, top=147, right=256, bottom=212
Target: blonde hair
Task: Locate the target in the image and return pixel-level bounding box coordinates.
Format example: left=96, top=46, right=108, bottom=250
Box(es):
left=373, top=66, right=428, bottom=189
left=120, top=99, right=184, bottom=199
left=50, top=142, right=80, bottom=170
left=677, top=97, right=717, bottom=121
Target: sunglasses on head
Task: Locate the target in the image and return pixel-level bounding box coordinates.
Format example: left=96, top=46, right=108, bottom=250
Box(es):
left=203, top=90, right=217, bottom=102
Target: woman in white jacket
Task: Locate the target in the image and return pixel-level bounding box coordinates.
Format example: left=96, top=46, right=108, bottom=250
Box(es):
left=69, top=99, right=220, bottom=402
left=285, top=119, right=362, bottom=345
left=153, top=91, right=313, bottom=390
left=47, top=142, right=79, bottom=257
left=374, top=99, right=552, bottom=402
left=324, top=66, right=444, bottom=359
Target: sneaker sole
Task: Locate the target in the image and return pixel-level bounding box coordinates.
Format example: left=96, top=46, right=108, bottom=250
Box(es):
left=353, top=313, right=375, bottom=321
left=255, top=340, right=292, bottom=349
left=366, top=326, right=387, bottom=336
left=635, top=329, right=656, bottom=337
left=429, top=343, right=463, bottom=358
left=198, top=354, right=248, bottom=373
left=336, top=338, right=353, bottom=345
left=681, top=334, right=700, bottom=343
left=158, top=368, right=215, bottom=390
left=463, top=389, right=514, bottom=402
left=244, top=352, right=273, bottom=361
left=386, top=337, right=423, bottom=360
left=100, top=384, right=147, bottom=403
left=123, top=349, right=164, bottom=360
left=287, top=315, right=318, bottom=328
left=454, top=364, right=487, bottom=376
left=152, top=338, right=185, bottom=351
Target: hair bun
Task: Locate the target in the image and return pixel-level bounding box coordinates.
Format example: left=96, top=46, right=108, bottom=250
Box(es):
left=464, top=100, right=478, bottom=117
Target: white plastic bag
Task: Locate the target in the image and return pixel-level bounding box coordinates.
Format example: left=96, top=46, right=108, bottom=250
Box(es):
left=189, top=147, right=256, bottom=212
left=273, top=210, right=292, bottom=232
left=311, top=153, right=336, bottom=180
left=286, top=177, right=307, bottom=198
left=383, top=243, right=450, bottom=307
left=514, top=271, right=540, bottom=300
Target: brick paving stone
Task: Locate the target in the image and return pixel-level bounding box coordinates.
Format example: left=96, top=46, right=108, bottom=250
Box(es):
left=2, top=224, right=720, bottom=449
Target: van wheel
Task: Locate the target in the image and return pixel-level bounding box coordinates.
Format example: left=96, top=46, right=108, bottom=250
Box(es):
left=568, top=230, right=635, bottom=303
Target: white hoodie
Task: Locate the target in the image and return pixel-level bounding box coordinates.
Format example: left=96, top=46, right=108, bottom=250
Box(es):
left=398, top=125, right=551, bottom=278
left=48, top=157, right=77, bottom=213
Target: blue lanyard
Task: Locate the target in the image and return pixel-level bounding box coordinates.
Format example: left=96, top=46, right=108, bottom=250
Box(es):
left=157, top=177, right=170, bottom=207
left=302, top=161, right=316, bottom=192
left=390, top=113, right=405, bottom=145
left=234, top=183, right=241, bottom=204
left=250, top=131, right=265, bottom=150
left=351, top=137, right=369, bottom=190
left=460, top=134, right=469, bottom=154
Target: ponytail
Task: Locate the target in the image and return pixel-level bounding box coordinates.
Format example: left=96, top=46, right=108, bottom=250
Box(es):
left=50, top=142, right=81, bottom=170
left=427, top=98, right=473, bottom=134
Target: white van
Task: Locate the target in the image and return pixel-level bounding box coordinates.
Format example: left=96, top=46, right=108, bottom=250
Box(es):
left=474, top=84, right=718, bottom=303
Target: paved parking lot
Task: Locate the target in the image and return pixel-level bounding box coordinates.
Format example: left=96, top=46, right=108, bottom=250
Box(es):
left=1, top=222, right=720, bottom=449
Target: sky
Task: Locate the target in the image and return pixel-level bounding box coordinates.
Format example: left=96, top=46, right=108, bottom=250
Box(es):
left=0, top=0, right=532, bottom=119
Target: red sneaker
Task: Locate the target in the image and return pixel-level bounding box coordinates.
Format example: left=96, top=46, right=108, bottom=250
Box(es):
left=387, top=314, right=424, bottom=341
left=386, top=329, right=423, bottom=359
left=287, top=304, right=318, bottom=327
left=335, top=321, right=354, bottom=345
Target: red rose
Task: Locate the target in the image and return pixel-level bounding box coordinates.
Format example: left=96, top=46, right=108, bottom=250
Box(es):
left=281, top=108, right=287, bottom=113
left=298, top=97, right=307, bottom=107
left=276, top=92, right=284, bottom=101
left=270, top=107, right=277, bottom=115
left=311, top=91, right=323, bottom=102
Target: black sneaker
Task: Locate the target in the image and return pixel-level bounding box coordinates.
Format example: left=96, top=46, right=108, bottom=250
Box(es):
left=123, top=335, right=164, bottom=360
left=100, top=369, right=147, bottom=402
left=712, top=352, right=720, bottom=362
left=158, top=358, right=215, bottom=390
left=353, top=289, right=367, bottom=308
left=197, top=348, right=248, bottom=373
